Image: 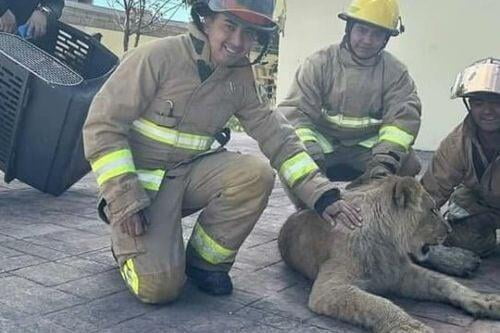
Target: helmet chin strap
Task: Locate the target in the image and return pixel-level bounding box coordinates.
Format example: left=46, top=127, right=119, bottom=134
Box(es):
left=342, top=21, right=389, bottom=64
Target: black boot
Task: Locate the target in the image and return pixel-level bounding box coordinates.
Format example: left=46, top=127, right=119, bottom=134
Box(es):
left=186, top=265, right=233, bottom=295
left=418, top=245, right=481, bottom=278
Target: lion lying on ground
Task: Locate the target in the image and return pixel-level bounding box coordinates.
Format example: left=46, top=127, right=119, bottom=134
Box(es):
left=279, top=176, right=500, bottom=333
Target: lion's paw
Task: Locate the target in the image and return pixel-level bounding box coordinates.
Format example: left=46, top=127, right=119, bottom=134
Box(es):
left=382, top=321, right=434, bottom=333
left=463, top=293, right=500, bottom=319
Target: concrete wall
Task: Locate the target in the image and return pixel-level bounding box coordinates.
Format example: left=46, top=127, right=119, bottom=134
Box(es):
left=277, top=0, right=500, bottom=150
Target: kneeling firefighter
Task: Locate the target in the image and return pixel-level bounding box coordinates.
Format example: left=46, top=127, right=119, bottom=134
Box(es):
left=277, top=0, right=422, bottom=204
left=420, top=58, right=500, bottom=276
left=83, top=0, right=362, bottom=304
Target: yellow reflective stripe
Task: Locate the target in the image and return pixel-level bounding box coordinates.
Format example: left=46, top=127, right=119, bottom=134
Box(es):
left=90, top=149, right=136, bottom=186
left=120, top=259, right=139, bottom=294
left=357, top=135, right=379, bottom=149
left=190, top=223, right=236, bottom=265
left=378, top=125, right=415, bottom=150
left=279, top=152, right=319, bottom=187
left=295, top=128, right=334, bottom=153
left=137, top=169, right=165, bottom=191
left=324, top=114, right=382, bottom=128
left=132, top=118, right=214, bottom=151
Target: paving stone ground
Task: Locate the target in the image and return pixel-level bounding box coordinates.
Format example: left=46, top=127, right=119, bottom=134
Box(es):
left=1, top=132, right=500, bottom=333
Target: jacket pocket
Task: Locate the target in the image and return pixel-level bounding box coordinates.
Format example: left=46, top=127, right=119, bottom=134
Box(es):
left=150, top=99, right=178, bottom=127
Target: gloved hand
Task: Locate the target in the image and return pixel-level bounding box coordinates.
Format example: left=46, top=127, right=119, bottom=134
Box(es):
left=120, top=211, right=149, bottom=237
left=346, top=159, right=394, bottom=190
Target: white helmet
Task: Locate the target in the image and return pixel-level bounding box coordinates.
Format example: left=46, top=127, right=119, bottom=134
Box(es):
left=451, top=58, right=500, bottom=99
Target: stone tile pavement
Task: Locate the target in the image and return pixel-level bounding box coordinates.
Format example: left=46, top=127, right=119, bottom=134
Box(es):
left=1, top=133, right=500, bottom=332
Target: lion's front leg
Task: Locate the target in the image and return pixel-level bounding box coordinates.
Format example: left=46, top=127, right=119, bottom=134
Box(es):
left=397, top=264, right=500, bottom=319
left=308, top=263, right=433, bottom=333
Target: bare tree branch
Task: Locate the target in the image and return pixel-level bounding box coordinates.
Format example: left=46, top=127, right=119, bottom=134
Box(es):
left=106, top=0, right=185, bottom=51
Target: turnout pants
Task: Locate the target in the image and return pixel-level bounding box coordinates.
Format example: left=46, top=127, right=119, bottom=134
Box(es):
left=111, top=151, right=275, bottom=303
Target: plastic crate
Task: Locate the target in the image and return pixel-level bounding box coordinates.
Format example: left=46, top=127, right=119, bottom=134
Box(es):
left=0, top=22, right=118, bottom=195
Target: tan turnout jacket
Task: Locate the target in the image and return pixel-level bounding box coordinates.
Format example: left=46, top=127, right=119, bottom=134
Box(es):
left=83, top=24, right=336, bottom=224
left=278, top=44, right=421, bottom=169
left=422, top=115, right=500, bottom=213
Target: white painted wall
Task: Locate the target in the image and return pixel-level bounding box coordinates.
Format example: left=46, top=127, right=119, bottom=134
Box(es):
left=277, top=0, right=500, bottom=150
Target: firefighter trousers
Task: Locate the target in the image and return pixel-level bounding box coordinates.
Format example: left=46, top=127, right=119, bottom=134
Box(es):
left=111, top=151, right=275, bottom=304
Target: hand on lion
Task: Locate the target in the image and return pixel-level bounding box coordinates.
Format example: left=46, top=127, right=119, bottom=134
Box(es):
left=321, top=199, right=362, bottom=230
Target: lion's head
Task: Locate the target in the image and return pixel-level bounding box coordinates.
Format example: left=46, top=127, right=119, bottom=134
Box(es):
left=347, top=176, right=451, bottom=263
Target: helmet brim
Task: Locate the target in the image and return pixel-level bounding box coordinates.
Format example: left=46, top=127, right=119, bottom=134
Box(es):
left=338, top=12, right=399, bottom=36
left=224, top=11, right=277, bottom=32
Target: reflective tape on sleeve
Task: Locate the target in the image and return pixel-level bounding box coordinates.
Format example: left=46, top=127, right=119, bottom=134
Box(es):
left=295, top=128, right=334, bottom=153
left=90, top=149, right=136, bottom=186
left=279, top=151, right=319, bottom=187
left=190, top=223, right=236, bottom=265
left=132, top=118, right=214, bottom=151
left=378, top=125, right=415, bottom=151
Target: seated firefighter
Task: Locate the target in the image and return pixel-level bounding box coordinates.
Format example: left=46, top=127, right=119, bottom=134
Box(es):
left=83, top=0, right=361, bottom=304
left=277, top=0, right=422, bottom=202
left=421, top=58, right=500, bottom=275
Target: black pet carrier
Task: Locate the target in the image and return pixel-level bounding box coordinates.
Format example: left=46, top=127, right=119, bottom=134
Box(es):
left=0, top=22, right=118, bottom=195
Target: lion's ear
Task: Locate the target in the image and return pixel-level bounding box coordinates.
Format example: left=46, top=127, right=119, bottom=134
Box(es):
left=392, top=177, right=418, bottom=208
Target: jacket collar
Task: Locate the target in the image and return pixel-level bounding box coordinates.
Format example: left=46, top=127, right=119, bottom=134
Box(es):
left=188, top=23, right=214, bottom=67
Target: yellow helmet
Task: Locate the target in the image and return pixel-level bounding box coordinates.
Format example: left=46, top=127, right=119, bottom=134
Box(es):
left=338, top=0, right=403, bottom=36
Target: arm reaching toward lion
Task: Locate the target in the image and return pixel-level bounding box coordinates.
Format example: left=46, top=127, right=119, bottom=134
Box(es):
left=313, top=188, right=362, bottom=229
left=321, top=200, right=363, bottom=230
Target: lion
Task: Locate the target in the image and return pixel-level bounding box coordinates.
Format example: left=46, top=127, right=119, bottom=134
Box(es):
left=278, top=176, right=500, bottom=333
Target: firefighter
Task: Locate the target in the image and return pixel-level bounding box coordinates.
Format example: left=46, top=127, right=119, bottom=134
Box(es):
left=421, top=58, right=500, bottom=275
left=83, top=0, right=362, bottom=304
left=277, top=0, right=422, bottom=204
left=0, top=0, right=64, bottom=38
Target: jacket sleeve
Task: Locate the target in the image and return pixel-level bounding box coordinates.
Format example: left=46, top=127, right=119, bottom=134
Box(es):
left=372, top=66, right=422, bottom=172
left=236, top=77, right=337, bottom=209
left=41, top=0, right=64, bottom=20
left=83, top=43, right=168, bottom=224
left=421, top=130, right=466, bottom=208
left=276, top=53, right=330, bottom=161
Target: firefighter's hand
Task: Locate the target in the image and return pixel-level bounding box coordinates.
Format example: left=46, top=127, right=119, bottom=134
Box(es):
left=346, top=162, right=392, bottom=190
left=0, top=10, right=17, bottom=34
left=321, top=199, right=362, bottom=230
left=25, top=9, right=48, bottom=39
left=120, top=211, right=149, bottom=237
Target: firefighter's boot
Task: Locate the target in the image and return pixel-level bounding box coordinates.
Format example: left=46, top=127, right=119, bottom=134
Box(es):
left=186, top=265, right=233, bottom=295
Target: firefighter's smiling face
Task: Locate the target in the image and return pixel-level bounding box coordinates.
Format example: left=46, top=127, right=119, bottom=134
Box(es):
left=468, top=93, right=500, bottom=132
left=204, top=13, right=258, bottom=66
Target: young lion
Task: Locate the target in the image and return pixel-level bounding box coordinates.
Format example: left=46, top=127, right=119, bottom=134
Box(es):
left=279, top=176, right=500, bottom=333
